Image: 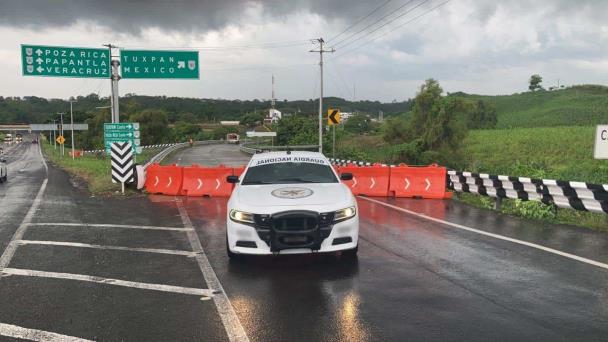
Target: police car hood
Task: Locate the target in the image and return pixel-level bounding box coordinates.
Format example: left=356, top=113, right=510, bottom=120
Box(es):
left=235, top=183, right=351, bottom=207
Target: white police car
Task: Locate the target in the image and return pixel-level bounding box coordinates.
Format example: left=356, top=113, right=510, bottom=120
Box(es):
left=0, top=157, right=7, bottom=183
left=226, top=151, right=358, bottom=258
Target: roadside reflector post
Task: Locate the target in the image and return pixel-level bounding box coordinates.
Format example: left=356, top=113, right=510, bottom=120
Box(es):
left=494, top=196, right=502, bottom=211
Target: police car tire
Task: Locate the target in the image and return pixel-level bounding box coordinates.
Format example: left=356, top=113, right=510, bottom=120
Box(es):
left=342, top=245, right=358, bottom=258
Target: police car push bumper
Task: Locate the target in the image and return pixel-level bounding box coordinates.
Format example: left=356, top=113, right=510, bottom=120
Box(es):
left=227, top=203, right=358, bottom=255
left=226, top=151, right=359, bottom=255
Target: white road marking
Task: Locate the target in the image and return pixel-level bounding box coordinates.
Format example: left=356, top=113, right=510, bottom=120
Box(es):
left=27, top=222, right=193, bottom=232
left=1, top=268, right=216, bottom=297
left=359, top=197, right=608, bottom=271
left=0, top=322, right=93, bottom=342
left=14, top=240, right=197, bottom=257
left=175, top=198, right=250, bottom=342
left=0, top=145, right=48, bottom=270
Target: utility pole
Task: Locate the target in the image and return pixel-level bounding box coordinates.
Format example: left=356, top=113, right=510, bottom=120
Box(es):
left=68, top=98, right=77, bottom=160
left=310, top=38, right=335, bottom=153
left=58, top=112, right=66, bottom=156
left=52, top=119, right=57, bottom=149
left=103, top=44, right=120, bottom=123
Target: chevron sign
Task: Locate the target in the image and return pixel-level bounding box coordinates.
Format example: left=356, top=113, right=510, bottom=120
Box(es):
left=111, top=142, right=134, bottom=185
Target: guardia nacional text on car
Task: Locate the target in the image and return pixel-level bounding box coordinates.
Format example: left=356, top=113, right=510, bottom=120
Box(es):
left=226, top=151, right=359, bottom=258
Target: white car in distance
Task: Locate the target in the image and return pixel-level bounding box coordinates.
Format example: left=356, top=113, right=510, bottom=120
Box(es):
left=226, top=151, right=359, bottom=259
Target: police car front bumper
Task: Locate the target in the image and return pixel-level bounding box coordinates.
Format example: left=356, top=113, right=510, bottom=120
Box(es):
left=226, top=211, right=359, bottom=255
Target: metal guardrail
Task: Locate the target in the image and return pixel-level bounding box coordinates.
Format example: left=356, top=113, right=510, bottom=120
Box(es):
left=239, top=143, right=319, bottom=155
left=448, top=171, right=608, bottom=214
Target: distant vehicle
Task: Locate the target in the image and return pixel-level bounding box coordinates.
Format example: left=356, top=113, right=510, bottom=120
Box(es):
left=226, top=133, right=240, bottom=144
left=32, top=139, right=38, bottom=144
left=4, top=133, right=12, bottom=143
left=0, top=158, right=7, bottom=183
left=225, top=151, right=359, bottom=259
left=15, top=133, right=22, bottom=142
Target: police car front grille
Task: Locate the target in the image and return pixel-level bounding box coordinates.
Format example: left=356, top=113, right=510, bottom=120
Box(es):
left=273, top=216, right=318, bottom=232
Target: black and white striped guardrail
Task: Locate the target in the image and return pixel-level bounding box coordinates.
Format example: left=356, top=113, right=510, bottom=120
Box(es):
left=448, top=171, right=608, bottom=214
left=83, top=144, right=177, bottom=154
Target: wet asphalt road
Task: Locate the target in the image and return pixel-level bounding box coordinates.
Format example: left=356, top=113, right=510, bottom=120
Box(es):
left=0, top=143, right=607, bottom=341
left=162, top=143, right=251, bottom=167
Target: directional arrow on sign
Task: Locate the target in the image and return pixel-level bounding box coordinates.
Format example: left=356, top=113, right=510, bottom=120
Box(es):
left=425, top=178, right=431, bottom=191
left=327, top=109, right=341, bottom=126
left=177, top=61, right=185, bottom=69
left=35, top=49, right=43, bottom=56
left=36, top=66, right=44, bottom=73
left=36, top=58, right=43, bottom=64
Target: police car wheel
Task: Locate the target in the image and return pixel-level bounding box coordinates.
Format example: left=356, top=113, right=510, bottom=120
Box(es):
left=341, top=245, right=358, bottom=258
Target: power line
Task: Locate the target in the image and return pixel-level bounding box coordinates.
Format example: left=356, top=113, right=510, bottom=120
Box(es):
left=337, top=0, right=431, bottom=51
left=327, top=0, right=393, bottom=43
left=119, top=40, right=310, bottom=51
left=332, top=0, right=416, bottom=48
left=332, top=0, right=453, bottom=60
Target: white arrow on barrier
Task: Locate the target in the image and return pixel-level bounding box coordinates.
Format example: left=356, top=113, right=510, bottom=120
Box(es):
left=154, top=176, right=159, bottom=187
left=425, top=178, right=431, bottom=191
left=370, top=177, right=376, bottom=189
left=404, top=178, right=410, bottom=190
left=352, top=177, right=357, bottom=188
left=215, top=179, right=221, bottom=190
left=197, top=179, right=203, bottom=190
left=167, top=177, right=172, bottom=187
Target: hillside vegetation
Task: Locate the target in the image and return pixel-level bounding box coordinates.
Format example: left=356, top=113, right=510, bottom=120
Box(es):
left=450, top=85, right=608, bottom=128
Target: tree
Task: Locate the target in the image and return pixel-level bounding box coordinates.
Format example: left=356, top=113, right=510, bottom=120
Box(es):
left=381, top=79, right=468, bottom=166
left=529, top=74, right=543, bottom=91
left=240, top=111, right=265, bottom=128
left=465, top=100, right=497, bottom=129
left=129, top=109, right=171, bottom=145
left=344, top=113, right=371, bottom=134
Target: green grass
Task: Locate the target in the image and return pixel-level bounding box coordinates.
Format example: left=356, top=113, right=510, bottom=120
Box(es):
left=41, top=140, right=160, bottom=195
left=463, top=126, right=608, bottom=184
left=452, top=85, right=608, bottom=129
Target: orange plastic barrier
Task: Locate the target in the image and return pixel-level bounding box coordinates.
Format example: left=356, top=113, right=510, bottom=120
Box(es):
left=144, top=164, right=184, bottom=195
left=181, top=165, right=235, bottom=197
left=339, top=165, right=390, bottom=197
left=388, top=164, right=448, bottom=199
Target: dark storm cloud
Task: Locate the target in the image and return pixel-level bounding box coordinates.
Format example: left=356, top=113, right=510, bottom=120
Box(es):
left=0, top=0, right=374, bottom=34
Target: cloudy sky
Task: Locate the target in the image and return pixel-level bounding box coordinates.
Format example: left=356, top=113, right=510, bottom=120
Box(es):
left=1, top=0, right=607, bottom=102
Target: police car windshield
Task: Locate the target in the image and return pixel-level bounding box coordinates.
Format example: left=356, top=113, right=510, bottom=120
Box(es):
left=242, top=161, right=338, bottom=185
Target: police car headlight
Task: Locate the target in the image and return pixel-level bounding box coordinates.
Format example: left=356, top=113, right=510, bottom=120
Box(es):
left=229, top=209, right=255, bottom=224
left=334, top=206, right=356, bottom=222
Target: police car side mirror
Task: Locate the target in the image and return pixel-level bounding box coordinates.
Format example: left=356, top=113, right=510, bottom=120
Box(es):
left=226, top=175, right=239, bottom=184
left=340, top=173, right=353, bottom=181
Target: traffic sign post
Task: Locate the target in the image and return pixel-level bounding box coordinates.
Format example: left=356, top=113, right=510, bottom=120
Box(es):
left=104, top=123, right=142, bottom=154
left=328, top=109, right=341, bottom=158
left=21, top=45, right=110, bottom=78
left=120, top=50, right=199, bottom=79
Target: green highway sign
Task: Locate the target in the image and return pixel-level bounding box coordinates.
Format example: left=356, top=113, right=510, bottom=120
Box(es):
left=104, top=131, right=140, bottom=139
left=104, top=122, right=141, bottom=154
left=120, top=49, right=199, bottom=79
left=21, top=44, right=110, bottom=78
left=104, top=123, right=140, bottom=131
